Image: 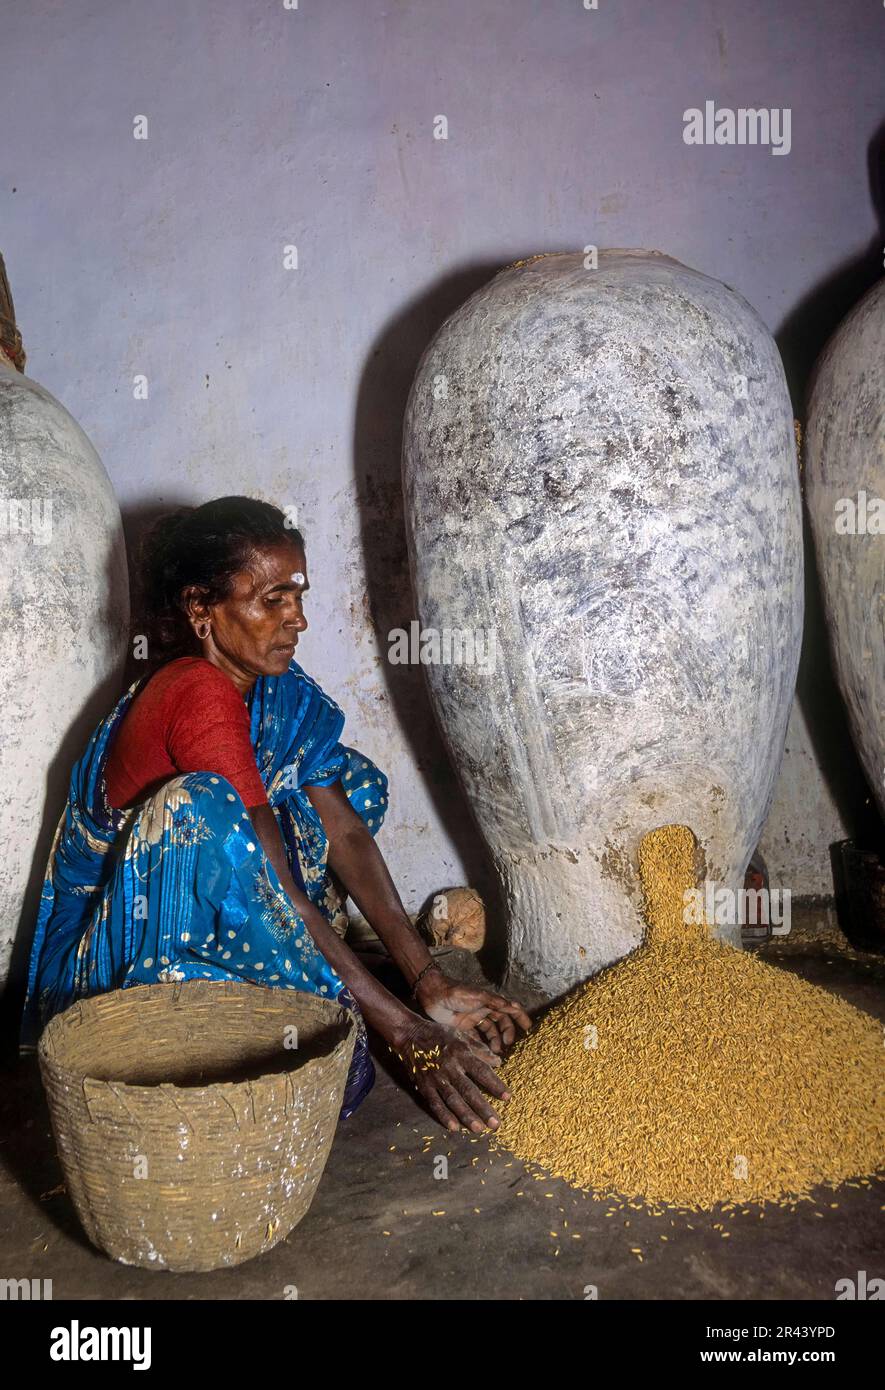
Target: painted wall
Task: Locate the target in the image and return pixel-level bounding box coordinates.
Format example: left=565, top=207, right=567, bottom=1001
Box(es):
left=2, top=0, right=882, bottom=915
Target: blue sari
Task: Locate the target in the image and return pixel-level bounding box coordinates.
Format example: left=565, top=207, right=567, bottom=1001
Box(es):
left=20, top=660, right=389, bottom=1118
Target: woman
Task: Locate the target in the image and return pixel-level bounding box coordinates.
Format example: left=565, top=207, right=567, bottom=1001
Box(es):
left=21, top=497, right=531, bottom=1130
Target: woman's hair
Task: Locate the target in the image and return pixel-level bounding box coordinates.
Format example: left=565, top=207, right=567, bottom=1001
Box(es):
left=139, top=496, right=304, bottom=660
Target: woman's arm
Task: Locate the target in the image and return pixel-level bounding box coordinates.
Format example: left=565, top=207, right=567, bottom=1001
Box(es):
left=248, top=802, right=416, bottom=1044
left=247, top=800, right=511, bottom=1132
left=307, top=783, right=436, bottom=990
left=305, top=781, right=532, bottom=1050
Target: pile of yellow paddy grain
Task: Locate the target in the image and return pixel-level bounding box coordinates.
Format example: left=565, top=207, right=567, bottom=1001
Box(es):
left=492, top=824, right=885, bottom=1209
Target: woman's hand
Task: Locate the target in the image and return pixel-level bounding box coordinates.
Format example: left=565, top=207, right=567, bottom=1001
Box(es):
left=390, top=1016, right=511, bottom=1133
left=414, top=969, right=533, bottom=1056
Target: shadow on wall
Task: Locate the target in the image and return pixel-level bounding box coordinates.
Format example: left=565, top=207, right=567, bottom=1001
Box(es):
left=775, top=118, right=885, bottom=855
left=117, top=500, right=195, bottom=689
left=352, top=258, right=516, bottom=980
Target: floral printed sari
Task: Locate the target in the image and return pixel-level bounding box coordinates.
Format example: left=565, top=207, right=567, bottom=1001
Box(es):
left=20, top=661, right=389, bottom=1117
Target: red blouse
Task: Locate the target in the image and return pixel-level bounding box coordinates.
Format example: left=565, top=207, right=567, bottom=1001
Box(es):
left=105, top=657, right=268, bottom=810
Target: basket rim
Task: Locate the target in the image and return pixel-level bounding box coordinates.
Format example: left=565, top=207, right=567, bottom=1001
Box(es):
left=37, top=979, right=357, bottom=1097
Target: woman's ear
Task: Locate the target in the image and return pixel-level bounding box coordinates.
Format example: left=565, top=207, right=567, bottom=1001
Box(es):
left=180, top=585, right=211, bottom=625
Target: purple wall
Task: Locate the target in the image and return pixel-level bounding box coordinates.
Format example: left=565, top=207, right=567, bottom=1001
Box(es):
left=3, top=0, right=882, bottom=904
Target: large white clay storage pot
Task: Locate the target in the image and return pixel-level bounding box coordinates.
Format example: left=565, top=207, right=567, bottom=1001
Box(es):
left=805, top=278, right=885, bottom=824
left=402, top=250, right=803, bottom=998
left=0, top=258, right=129, bottom=996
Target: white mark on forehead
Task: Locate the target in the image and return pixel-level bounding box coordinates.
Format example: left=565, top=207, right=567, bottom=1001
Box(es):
left=291, top=571, right=305, bottom=585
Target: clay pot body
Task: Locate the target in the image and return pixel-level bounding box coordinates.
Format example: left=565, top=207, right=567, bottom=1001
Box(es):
left=403, top=250, right=803, bottom=997
left=805, top=278, right=885, bottom=824
left=0, top=356, right=129, bottom=993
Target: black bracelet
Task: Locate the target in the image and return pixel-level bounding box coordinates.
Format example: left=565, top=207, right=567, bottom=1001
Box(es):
left=410, top=959, right=443, bottom=1000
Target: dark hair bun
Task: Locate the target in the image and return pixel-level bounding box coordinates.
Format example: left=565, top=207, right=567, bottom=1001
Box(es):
left=139, top=496, right=304, bottom=660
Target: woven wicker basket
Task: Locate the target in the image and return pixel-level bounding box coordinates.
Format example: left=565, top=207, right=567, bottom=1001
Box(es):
left=38, top=980, right=356, bottom=1272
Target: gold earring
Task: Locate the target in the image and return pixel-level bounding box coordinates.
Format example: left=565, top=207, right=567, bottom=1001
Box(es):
left=195, top=620, right=211, bottom=640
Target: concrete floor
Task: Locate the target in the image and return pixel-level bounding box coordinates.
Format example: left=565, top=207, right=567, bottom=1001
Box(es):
left=1, top=926, right=883, bottom=1301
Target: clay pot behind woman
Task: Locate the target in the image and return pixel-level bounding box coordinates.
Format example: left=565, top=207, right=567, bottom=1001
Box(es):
left=0, top=254, right=129, bottom=1002
left=403, top=250, right=803, bottom=999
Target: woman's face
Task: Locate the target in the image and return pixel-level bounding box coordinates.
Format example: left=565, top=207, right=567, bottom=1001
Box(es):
left=185, top=539, right=310, bottom=689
